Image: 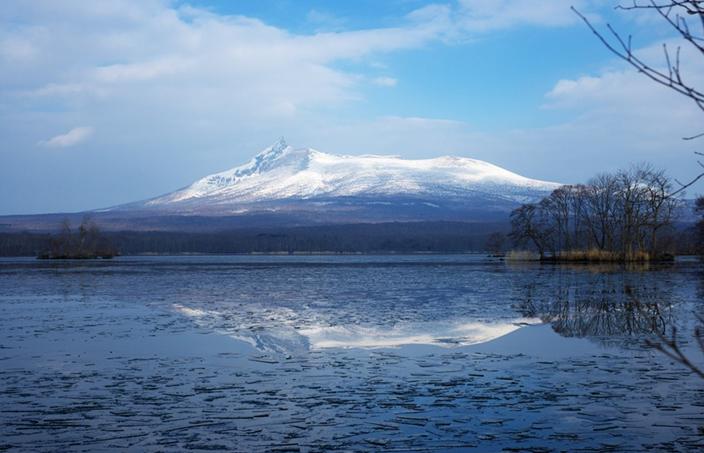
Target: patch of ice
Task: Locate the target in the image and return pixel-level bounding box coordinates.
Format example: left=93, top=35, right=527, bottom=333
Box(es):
left=173, top=304, right=211, bottom=318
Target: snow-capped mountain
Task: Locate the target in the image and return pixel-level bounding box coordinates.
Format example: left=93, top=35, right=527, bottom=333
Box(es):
left=125, top=138, right=560, bottom=220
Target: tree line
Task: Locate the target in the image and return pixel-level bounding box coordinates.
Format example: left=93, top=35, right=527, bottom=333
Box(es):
left=0, top=221, right=507, bottom=256
left=509, top=165, right=685, bottom=261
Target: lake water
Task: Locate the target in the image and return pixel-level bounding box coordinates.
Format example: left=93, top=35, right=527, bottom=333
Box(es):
left=1, top=255, right=703, bottom=451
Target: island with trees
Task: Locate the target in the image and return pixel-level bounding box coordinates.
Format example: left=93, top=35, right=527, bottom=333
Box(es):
left=508, top=165, right=687, bottom=262
left=38, top=217, right=117, bottom=259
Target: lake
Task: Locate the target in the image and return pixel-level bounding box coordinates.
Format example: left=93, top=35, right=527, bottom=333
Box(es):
left=1, top=255, right=703, bottom=451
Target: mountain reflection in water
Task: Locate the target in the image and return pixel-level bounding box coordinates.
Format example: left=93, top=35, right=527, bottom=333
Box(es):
left=168, top=259, right=703, bottom=354
left=173, top=303, right=541, bottom=352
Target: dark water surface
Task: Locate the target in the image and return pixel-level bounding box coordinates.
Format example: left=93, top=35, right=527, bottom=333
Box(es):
left=1, top=255, right=703, bottom=451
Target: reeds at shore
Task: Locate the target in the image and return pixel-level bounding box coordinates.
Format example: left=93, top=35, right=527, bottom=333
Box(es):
left=505, top=248, right=674, bottom=263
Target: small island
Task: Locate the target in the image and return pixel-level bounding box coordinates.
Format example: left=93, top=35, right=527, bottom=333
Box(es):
left=38, top=218, right=118, bottom=259
left=507, top=165, right=691, bottom=263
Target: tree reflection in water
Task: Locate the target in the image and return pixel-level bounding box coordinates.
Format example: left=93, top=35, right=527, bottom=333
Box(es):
left=513, top=263, right=678, bottom=345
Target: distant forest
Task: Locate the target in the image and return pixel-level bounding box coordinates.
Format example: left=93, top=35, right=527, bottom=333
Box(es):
left=0, top=221, right=514, bottom=256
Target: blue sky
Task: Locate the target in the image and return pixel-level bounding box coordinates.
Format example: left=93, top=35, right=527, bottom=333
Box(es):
left=0, top=0, right=702, bottom=214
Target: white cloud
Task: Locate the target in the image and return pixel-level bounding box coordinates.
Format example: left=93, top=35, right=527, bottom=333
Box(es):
left=0, top=1, right=451, bottom=135
left=0, top=37, right=37, bottom=61
left=0, top=1, right=614, bottom=135
left=533, top=53, right=704, bottom=185
left=306, top=9, right=347, bottom=31
left=544, top=41, right=704, bottom=127
left=38, top=127, right=93, bottom=148
left=455, top=0, right=603, bottom=32
left=0, top=0, right=608, bottom=118
left=372, top=76, right=398, bottom=87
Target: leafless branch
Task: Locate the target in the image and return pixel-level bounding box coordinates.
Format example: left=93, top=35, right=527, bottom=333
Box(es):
left=683, top=131, right=704, bottom=139
left=669, top=169, right=704, bottom=197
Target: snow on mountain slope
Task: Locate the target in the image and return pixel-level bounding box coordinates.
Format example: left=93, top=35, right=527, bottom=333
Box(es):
left=142, top=138, right=560, bottom=212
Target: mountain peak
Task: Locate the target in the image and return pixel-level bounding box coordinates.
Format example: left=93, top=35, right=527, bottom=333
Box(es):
left=227, top=138, right=294, bottom=180
left=272, top=136, right=287, bottom=151
left=251, top=137, right=290, bottom=166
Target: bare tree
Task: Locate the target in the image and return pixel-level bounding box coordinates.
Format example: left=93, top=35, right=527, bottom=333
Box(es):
left=543, top=186, right=573, bottom=251
left=509, top=204, right=549, bottom=258
left=642, top=167, right=681, bottom=254
left=615, top=165, right=656, bottom=258
left=584, top=173, right=620, bottom=250
left=52, top=219, right=75, bottom=258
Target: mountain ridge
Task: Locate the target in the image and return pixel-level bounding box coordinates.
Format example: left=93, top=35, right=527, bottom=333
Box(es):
left=122, top=138, right=561, bottom=214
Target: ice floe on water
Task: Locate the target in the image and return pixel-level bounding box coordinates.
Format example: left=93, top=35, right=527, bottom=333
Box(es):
left=172, top=304, right=210, bottom=318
